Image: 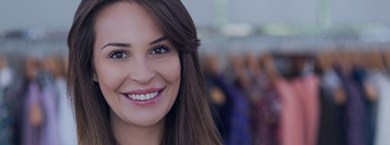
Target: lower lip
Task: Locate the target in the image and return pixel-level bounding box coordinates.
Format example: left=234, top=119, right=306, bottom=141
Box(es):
left=123, top=90, right=163, bottom=107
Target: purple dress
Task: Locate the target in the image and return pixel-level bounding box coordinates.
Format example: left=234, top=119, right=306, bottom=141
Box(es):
left=22, top=80, right=60, bottom=145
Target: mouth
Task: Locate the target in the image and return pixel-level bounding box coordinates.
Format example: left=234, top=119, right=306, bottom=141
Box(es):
left=122, top=87, right=164, bottom=102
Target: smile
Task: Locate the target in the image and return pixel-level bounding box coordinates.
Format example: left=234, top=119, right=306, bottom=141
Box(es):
left=122, top=87, right=165, bottom=103
left=126, top=92, right=158, bottom=101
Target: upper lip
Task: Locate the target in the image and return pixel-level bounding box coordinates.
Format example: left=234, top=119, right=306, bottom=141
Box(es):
left=123, top=87, right=164, bottom=95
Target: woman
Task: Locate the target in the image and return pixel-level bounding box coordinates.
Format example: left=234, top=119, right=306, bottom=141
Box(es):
left=67, top=0, right=222, bottom=145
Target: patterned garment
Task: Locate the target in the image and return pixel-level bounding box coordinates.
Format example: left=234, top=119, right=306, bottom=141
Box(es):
left=0, top=87, right=14, bottom=145
left=344, top=80, right=366, bottom=145
left=212, top=75, right=252, bottom=145
left=337, top=67, right=367, bottom=145
left=248, top=75, right=281, bottom=145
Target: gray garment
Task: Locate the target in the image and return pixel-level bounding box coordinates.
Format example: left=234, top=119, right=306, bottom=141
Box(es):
left=372, top=71, right=390, bottom=145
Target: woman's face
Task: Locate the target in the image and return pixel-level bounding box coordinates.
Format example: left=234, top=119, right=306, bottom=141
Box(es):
left=93, top=2, right=181, bottom=127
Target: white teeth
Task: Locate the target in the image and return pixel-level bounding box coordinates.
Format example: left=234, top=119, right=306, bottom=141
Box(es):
left=127, top=91, right=159, bottom=101
left=140, top=94, right=146, bottom=100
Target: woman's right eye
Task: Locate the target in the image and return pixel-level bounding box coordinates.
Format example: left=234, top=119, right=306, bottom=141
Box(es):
left=109, top=51, right=128, bottom=59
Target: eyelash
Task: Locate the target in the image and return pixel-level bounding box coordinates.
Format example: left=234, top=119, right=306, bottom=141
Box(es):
left=107, top=45, right=171, bottom=60
left=150, top=45, right=170, bottom=56
left=108, top=50, right=128, bottom=59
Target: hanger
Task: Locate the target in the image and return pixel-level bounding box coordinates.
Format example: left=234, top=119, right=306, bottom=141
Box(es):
left=0, top=56, right=7, bottom=70
left=373, top=50, right=385, bottom=71
left=259, top=52, right=280, bottom=82
left=230, top=53, right=251, bottom=89
left=204, top=54, right=221, bottom=76
left=384, top=51, right=390, bottom=72
left=24, top=57, right=40, bottom=81
left=245, top=52, right=261, bottom=78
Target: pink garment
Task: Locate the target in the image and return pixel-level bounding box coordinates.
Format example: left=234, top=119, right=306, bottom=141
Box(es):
left=276, top=74, right=320, bottom=145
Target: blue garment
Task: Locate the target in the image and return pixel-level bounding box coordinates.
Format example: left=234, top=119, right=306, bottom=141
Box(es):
left=336, top=67, right=367, bottom=145
left=205, top=75, right=232, bottom=144
left=0, top=84, right=14, bottom=145
left=353, top=68, right=377, bottom=145
left=212, top=75, right=252, bottom=145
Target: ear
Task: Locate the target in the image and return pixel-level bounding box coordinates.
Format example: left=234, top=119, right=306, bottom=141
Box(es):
left=93, top=73, right=98, bottom=82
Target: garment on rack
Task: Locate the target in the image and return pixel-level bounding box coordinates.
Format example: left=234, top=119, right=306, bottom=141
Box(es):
left=276, top=73, right=319, bottom=145
left=0, top=66, right=12, bottom=91
left=206, top=74, right=232, bottom=144
left=249, top=74, right=281, bottom=145
left=317, top=69, right=344, bottom=145
left=276, top=77, right=304, bottom=145
left=372, top=71, right=390, bottom=145
left=22, top=80, right=42, bottom=145
left=57, top=77, right=77, bottom=145
left=292, top=73, right=320, bottom=145
left=7, top=77, right=28, bottom=145
left=337, top=67, right=366, bottom=145
left=212, top=75, right=252, bottom=145
left=22, top=75, right=61, bottom=145
left=39, top=74, right=61, bottom=145
left=0, top=66, right=14, bottom=145
left=356, top=68, right=378, bottom=145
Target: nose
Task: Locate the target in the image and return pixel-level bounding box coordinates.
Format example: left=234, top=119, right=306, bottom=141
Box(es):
left=128, top=58, right=156, bottom=84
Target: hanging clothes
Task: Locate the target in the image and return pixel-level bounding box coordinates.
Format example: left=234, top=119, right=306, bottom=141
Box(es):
left=373, top=71, right=390, bottom=145
left=0, top=66, right=14, bottom=145
left=356, top=68, right=378, bottom=145
left=276, top=73, right=319, bottom=145
left=276, top=77, right=305, bottom=145
left=249, top=74, right=281, bottom=145
left=211, top=75, right=252, bottom=145
left=336, top=66, right=367, bottom=145
left=317, top=69, right=344, bottom=145
left=57, top=77, right=77, bottom=145
left=39, top=73, right=61, bottom=145
left=206, top=74, right=232, bottom=144
left=22, top=73, right=61, bottom=145
left=7, top=77, right=29, bottom=145
left=22, top=80, right=42, bottom=145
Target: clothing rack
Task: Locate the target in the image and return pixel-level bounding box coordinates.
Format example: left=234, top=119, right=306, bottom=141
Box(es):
left=1, top=28, right=390, bottom=57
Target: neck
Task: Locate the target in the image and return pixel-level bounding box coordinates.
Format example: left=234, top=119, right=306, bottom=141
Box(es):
left=111, top=112, right=164, bottom=145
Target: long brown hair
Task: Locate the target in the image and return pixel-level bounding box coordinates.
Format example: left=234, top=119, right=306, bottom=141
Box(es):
left=67, top=0, right=222, bottom=145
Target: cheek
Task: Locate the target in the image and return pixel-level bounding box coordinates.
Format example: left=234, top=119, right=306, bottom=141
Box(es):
left=95, top=60, right=127, bottom=95
left=154, top=56, right=181, bottom=86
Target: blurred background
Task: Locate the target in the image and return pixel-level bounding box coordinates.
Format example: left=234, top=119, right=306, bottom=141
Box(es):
left=1, top=0, right=390, bottom=145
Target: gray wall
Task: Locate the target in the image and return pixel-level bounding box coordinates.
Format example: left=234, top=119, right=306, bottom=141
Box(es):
left=1, top=0, right=389, bottom=31
left=0, top=0, right=79, bottom=31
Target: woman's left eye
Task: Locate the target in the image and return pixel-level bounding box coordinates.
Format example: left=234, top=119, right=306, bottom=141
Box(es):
left=151, top=45, right=170, bottom=55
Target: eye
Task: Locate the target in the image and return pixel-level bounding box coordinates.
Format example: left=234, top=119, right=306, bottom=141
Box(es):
left=151, top=45, right=170, bottom=55
left=109, top=50, right=128, bottom=59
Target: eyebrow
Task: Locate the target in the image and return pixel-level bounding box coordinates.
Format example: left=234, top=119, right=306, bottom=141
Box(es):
left=100, top=35, right=166, bottom=50
left=149, top=35, right=166, bottom=45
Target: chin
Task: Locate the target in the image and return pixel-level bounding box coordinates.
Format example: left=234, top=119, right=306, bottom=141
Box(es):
left=126, top=115, right=165, bottom=127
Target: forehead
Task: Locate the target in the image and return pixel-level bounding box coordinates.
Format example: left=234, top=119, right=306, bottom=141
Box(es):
left=94, top=2, right=162, bottom=45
